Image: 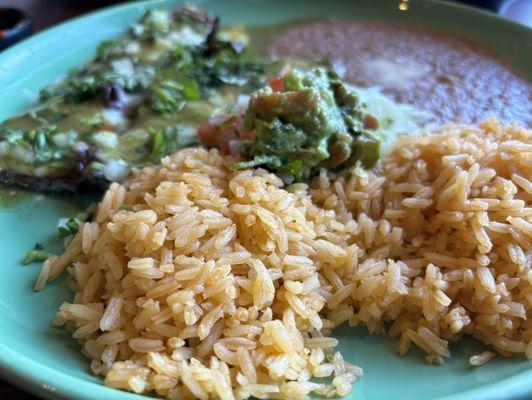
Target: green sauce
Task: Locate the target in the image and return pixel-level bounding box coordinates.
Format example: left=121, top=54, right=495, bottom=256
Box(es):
left=0, top=5, right=267, bottom=193
left=0, top=188, right=30, bottom=208
left=0, top=7, right=430, bottom=200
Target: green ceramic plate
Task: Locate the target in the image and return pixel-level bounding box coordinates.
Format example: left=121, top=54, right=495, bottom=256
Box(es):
left=0, top=1, right=530, bottom=399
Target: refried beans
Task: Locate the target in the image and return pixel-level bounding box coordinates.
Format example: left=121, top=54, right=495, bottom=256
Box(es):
left=266, top=22, right=532, bottom=125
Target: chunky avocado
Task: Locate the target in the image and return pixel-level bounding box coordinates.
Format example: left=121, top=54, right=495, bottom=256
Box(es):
left=233, top=67, right=379, bottom=183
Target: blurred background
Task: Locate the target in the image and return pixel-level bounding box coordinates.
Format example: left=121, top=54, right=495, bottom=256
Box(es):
left=0, top=0, right=125, bottom=32
left=0, top=0, right=530, bottom=45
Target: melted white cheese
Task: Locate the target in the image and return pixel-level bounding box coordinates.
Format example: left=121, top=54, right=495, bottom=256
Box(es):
left=363, top=59, right=431, bottom=89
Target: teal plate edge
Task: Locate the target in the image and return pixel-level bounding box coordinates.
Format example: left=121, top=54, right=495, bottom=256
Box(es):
left=0, top=1, right=531, bottom=400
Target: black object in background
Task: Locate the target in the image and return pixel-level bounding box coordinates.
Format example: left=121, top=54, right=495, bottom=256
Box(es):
left=0, top=7, right=32, bottom=50
left=0, top=0, right=523, bottom=51
left=0, top=0, right=124, bottom=32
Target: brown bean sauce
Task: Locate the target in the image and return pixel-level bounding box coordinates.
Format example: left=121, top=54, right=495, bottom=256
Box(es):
left=266, top=21, right=532, bottom=125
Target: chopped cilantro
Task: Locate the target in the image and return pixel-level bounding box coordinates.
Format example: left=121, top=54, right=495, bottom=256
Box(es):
left=57, top=213, right=88, bottom=238
left=231, top=155, right=280, bottom=170
left=22, top=243, right=50, bottom=265
left=149, top=80, right=186, bottom=113
left=96, top=40, right=115, bottom=62
left=182, top=80, right=200, bottom=101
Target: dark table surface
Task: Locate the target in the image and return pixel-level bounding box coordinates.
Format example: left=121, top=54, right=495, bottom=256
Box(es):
left=0, top=0, right=530, bottom=398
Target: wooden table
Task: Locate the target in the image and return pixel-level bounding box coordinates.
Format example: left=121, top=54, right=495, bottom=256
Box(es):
left=0, top=0, right=529, bottom=398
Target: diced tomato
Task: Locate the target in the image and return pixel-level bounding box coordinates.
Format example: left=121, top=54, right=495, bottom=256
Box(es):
left=218, top=130, right=240, bottom=154
left=218, top=128, right=255, bottom=155
left=226, top=116, right=245, bottom=136
left=218, top=117, right=245, bottom=154
left=199, top=116, right=250, bottom=155
left=364, top=114, right=379, bottom=130
left=268, top=77, right=285, bottom=92
left=242, top=129, right=256, bottom=140
left=218, top=137, right=231, bottom=154
left=101, top=121, right=117, bottom=132
left=198, top=123, right=219, bottom=147
left=262, top=92, right=282, bottom=110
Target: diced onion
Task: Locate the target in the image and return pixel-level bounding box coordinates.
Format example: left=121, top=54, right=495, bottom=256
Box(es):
left=93, top=131, right=118, bottom=149
left=167, top=26, right=204, bottom=46
left=73, top=141, right=90, bottom=153
left=52, top=133, right=70, bottom=148
left=102, top=159, right=129, bottom=182
left=124, top=41, right=141, bottom=55
left=235, top=95, right=250, bottom=114
left=111, top=58, right=134, bottom=77
left=102, top=108, right=126, bottom=126
left=228, top=140, right=241, bottom=156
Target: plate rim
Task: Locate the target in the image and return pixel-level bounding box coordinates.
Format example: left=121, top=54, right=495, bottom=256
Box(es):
left=1, top=329, right=531, bottom=400
left=0, top=0, right=531, bottom=399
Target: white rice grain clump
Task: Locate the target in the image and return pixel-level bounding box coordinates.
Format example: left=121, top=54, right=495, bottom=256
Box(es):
left=311, top=119, right=531, bottom=363
left=48, top=148, right=361, bottom=399
left=41, top=119, right=531, bottom=398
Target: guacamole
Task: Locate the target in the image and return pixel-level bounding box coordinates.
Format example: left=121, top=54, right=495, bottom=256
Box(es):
left=232, top=67, right=379, bottom=183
